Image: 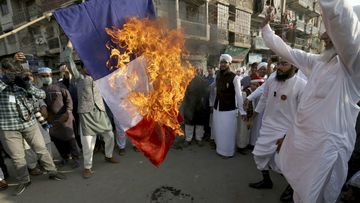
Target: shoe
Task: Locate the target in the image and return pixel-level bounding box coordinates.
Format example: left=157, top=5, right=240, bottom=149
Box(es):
left=13, top=181, right=31, bottom=196
left=182, top=141, right=191, bottom=148
left=209, top=140, right=216, bottom=150
left=280, top=185, right=294, bottom=202
left=248, top=179, right=273, bottom=189
left=29, top=167, right=43, bottom=176
left=196, top=140, right=204, bottom=147
left=49, top=172, right=66, bottom=181
left=105, top=157, right=119, bottom=164
left=0, top=180, right=8, bottom=191
left=237, top=148, right=248, bottom=155
left=71, top=159, right=81, bottom=169
left=118, top=148, right=126, bottom=156
left=133, top=146, right=139, bottom=152
left=82, top=169, right=94, bottom=179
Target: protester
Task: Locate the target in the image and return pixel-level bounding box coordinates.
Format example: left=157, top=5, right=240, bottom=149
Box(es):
left=212, top=54, right=246, bottom=158
left=64, top=41, right=118, bottom=179
left=38, top=67, right=80, bottom=168
left=248, top=60, right=306, bottom=202
left=263, top=3, right=360, bottom=202
left=0, top=57, right=65, bottom=196
left=183, top=67, right=209, bottom=147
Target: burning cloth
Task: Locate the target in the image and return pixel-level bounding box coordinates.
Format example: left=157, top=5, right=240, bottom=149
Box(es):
left=54, top=0, right=194, bottom=166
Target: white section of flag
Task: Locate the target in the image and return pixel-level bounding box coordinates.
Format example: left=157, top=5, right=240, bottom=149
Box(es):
left=95, top=56, right=150, bottom=131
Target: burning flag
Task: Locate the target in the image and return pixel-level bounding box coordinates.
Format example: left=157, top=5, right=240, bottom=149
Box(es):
left=54, top=0, right=195, bottom=166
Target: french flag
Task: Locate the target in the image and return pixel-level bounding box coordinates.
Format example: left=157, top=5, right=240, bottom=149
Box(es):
left=54, top=0, right=177, bottom=166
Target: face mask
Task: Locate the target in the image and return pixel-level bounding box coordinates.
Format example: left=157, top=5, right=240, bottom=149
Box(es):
left=41, top=77, right=52, bottom=86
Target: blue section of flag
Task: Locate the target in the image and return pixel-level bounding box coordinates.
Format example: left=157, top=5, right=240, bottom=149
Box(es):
left=54, top=0, right=155, bottom=80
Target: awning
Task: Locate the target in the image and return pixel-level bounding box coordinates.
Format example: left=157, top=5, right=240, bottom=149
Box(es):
left=224, top=45, right=250, bottom=63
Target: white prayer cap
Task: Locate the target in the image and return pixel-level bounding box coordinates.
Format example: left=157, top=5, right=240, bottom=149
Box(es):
left=219, top=54, right=232, bottom=63
left=37, top=67, right=52, bottom=74
left=257, top=62, right=268, bottom=70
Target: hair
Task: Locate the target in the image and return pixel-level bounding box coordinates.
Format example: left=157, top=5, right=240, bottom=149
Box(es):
left=0, top=58, right=16, bottom=71
left=251, top=62, right=258, bottom=69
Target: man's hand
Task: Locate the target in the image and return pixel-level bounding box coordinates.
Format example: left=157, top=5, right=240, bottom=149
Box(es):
left=262, top=6, right=276, bottom=28
left=14, top=52, right=26, bottom=62
left=67, top=41, right=73, bottom=50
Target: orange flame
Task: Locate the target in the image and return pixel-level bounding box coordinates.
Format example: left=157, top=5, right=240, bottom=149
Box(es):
left=105, top=18, right=195, bottom=135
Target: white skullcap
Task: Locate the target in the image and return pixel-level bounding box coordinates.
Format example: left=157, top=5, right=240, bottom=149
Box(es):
left=257, top=62, right=268, bottom=70
left=219, top=54, right=232, bottom=63
left=37, top=67, right=52, bottom=74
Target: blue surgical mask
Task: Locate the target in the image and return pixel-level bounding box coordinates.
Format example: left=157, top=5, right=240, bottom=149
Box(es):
left=41, top=77, right=52, bottom=86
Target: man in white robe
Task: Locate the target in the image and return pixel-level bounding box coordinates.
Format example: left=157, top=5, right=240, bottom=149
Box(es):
left=213, top=54, right=246, bottom=158
left=262, top=4, right=360, bottom=202
left=249, top=60, right=306, bottom=192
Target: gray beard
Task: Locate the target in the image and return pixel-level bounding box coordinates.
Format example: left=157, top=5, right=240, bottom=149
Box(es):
left=319, top=47, right=337, bottom=63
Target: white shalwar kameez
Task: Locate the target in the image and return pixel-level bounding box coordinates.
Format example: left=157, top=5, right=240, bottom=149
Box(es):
left=213, top=76, right=245, bottom=157
left=252, top=74, right=306, bottom=171
left=262, top=3, right=360, bottom=200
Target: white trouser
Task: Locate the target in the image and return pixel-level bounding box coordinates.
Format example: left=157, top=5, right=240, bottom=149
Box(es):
left=81, top=131, right=115, bottom=169
left=0, top=168, right=4, bottom=181
left=185, top=124, right=204, bottom=142
left=115, top=125, right=127, bottom=149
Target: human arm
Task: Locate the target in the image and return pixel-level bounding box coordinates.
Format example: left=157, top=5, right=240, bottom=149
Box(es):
left=319, top=0, right=360, bottom=89
left=254, top=79, right=271, bottom=113
left=64, top=41, right=82, bottom=80
left=261, top=8, right=315, bottom=77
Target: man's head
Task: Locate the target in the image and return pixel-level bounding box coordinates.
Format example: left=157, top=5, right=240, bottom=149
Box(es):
left=59, top=64, right=71, bottom=79
left=219, top=54, right=232, bottom=71
left=257, top=62, right=268, bottom=77
left=37, top=67, right=53, bottom=86
left=207, top=66, right=214, bottom=76
left=276, top=60, right=297, bottom=81
left=250, top=76, right=264, bottom=91
left=250, top=62, right=258, bottom=75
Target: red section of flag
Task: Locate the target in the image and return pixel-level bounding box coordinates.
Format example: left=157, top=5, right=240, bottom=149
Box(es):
left=125, top=116, right=176, bottom=167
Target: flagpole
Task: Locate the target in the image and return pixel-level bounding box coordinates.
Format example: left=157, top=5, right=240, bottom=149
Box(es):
left=0, top=12, right=53, bottom=40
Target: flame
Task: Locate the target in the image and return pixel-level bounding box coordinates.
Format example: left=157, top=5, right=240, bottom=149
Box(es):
left=105, top=18, right=195, bottom=135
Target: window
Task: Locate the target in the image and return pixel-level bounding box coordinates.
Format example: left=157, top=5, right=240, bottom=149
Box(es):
left=0, top=0, right=9, bottom=16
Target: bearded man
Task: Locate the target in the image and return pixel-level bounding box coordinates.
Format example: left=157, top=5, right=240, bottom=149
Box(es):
left=263, top=4, right=360, bottom=202
left=248, top=60, right=306, bottom=202
left=212, top=54, right=245, bottom=158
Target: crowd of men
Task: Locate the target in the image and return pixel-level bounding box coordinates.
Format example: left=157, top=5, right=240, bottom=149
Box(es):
left=0, top=0, right=360, bottom=202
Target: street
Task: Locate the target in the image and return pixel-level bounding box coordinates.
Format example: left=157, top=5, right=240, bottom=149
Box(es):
left=0, top=140, right=287, bottom=203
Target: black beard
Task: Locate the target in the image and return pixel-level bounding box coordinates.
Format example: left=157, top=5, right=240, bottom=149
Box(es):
left=275, top=69, right=295, bottom=81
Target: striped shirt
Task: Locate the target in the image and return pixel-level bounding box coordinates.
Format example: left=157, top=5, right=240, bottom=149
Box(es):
left=0, top=80, right=46, bottom=130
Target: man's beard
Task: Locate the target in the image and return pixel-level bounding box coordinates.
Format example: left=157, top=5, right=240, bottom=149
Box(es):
left=320, top=47, right=337, bottom=63
left=276, top=69, right=295, bottom=81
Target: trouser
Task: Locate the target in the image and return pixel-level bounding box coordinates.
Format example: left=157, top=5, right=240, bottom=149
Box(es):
left=25, top=143, right=52, bottom=169
left=52, top=137, right=80, bottom=160
left=115, top=124, right=127, bottom=149
left=81, top=131, right=114, bottom=169
left=0, top=167, right=4, bottom=181
left=0, top=150, right=8, bottom=179
left=185, top=124, right=204, bottom=142
left=0, top=124, right=57, bottom=184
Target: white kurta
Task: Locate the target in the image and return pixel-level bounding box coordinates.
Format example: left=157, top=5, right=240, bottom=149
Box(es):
left=262, top=17, right=360, bottom=203
left=213, top=76, right=245, bottom=157
left=252, top=74, right=306, bottom=171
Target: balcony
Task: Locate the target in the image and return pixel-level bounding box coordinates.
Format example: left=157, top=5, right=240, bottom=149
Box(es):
left=252, top=36, right=269, bottom=50
left=180, top=20, right=210, bottom=41
left=210, top=26, right=228, bottom=44
left=287, top=0, right=320, bottom=18
left=296, top=20, right=305, bottom=32
left=229, top=33, right=251, bottom=48
left=12, top=5, right=42, bottom=26
left=295, top=37, right=306, bottom=48
left=305, top=24, right=312, bottom=35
